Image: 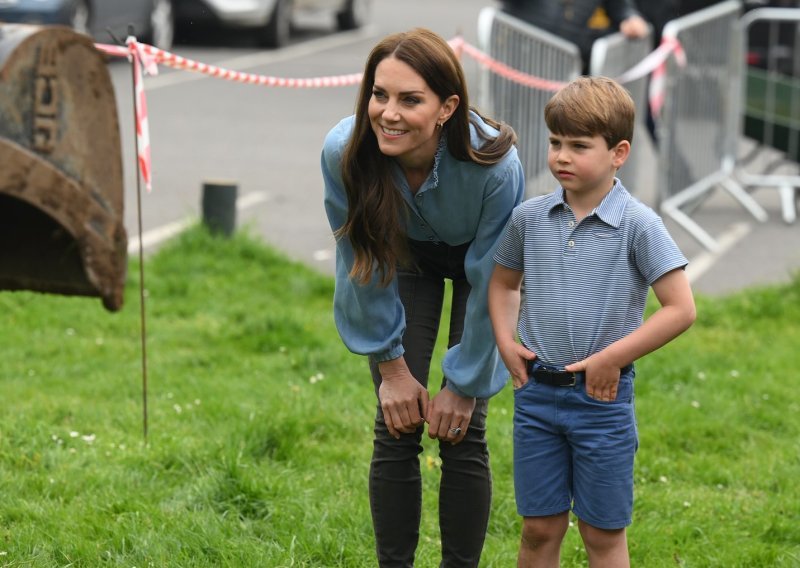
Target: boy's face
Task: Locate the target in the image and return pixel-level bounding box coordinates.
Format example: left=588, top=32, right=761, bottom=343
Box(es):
left=547, top=132, right=629, bottom=199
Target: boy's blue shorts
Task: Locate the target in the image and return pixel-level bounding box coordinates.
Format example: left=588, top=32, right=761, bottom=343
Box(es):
left=513, top=364, right=638, bottom=530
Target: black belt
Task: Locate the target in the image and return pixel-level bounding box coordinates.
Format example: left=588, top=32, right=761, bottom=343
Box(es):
left=528, top=361, right=633, bottom=387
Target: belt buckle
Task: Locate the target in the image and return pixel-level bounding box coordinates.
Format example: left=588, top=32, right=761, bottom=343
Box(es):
left=531, top=364, right=578, bottom=387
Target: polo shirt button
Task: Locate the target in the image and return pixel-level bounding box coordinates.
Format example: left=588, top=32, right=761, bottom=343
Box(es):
left=568, top=220, right=575, bottom=228
left=568, top=240, right=575, bottom=247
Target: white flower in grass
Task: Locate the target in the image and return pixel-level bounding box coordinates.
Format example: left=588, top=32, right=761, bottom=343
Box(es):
left=697, top=371, right=706, bottom=380
left=173, top=404, right=182, bottom=414
left=683, top=501, right=691, bottom=508
left=81, top=434, right=96, bottom=443
left=194, top=399, right=201, bottom=405
left=730, top=369, right=740, bottom=378
left=0, top=551, right=7, bottom=556
left=69, top=431, right=79, bottom=438
left=691, top=400, right=701, bottom=409
left=309, top=373, right=324, bottom=384
left=659, top=475, right=669, bottom=483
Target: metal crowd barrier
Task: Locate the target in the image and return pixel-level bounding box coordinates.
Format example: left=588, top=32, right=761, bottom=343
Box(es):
left=736, top=7, right=800, bottom=224
left=657, top=0, right=768, bottom=252
left=476, top=8, right=652, bottom=198
left=474, top=2, right=797, bottom=251
left=589, top=30, right=653, bottom=198
left=476, top=7, right=582, bottom=197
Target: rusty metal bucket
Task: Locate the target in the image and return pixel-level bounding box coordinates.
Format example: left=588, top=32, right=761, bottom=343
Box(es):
left=0, top=24, right=127, bottom=311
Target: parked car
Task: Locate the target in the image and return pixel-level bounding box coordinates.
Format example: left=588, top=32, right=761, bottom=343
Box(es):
left=174, top=0, right=371, bottom=48
left=0, top=0, right=175, bottom=49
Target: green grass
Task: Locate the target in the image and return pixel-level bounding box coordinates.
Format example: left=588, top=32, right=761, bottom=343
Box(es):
left=1, top=226, right=799, bottom=567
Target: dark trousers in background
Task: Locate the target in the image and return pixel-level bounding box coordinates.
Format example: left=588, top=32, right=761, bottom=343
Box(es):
left=368, top=239, right=492, bottom=568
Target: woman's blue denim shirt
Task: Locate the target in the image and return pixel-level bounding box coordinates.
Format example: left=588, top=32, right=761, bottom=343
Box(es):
left=321, top=111, right=525, bottom=399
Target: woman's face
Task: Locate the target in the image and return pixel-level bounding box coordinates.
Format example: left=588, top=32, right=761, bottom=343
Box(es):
left=368, top=55, right=457, bottom=169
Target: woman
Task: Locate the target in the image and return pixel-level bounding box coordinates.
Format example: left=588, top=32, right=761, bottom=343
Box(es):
left=321, top=28, right=525, bottom=567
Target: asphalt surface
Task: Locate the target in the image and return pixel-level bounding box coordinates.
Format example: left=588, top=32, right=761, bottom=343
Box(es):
left=107, top=0, right=800, bottom=299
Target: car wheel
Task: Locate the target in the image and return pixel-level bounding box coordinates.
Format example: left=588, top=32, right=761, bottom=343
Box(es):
left=260, top=0, right=292, bottom=48
left=336, top=0, right=370, bottom=31
left=69, top=0, right=91, bottom=35
left=147, top=0, right=174, bottom=50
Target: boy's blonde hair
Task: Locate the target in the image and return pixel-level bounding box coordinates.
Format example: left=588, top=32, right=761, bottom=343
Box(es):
left=544, top=76, right=635, bottom=149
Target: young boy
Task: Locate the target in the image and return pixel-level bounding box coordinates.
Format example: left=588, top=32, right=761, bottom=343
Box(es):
left=488, top=76, right=696, bottom=567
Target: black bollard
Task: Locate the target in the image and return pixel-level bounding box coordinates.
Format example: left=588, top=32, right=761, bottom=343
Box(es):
left=201, top=180, right=238, bottom=237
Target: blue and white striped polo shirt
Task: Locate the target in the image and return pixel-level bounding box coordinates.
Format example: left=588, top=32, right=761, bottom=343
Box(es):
left=494, top=179, right=688, bottom=368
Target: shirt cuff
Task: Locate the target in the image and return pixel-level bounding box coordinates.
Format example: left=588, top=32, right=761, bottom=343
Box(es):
left=371, top=344, right=405, bottom=363
left=444, top=380, right=471, bottom=398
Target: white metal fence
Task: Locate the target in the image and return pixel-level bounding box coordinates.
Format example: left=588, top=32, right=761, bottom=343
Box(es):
left=475, top=1, right=800, bottom=251
left=657, top=1, right=768, bottom=251
left=476, top=7, right=581, bottom=197
left=736, top=7, right=800, bottom=224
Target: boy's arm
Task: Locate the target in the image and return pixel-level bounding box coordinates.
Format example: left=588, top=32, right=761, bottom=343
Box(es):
left=565, top=267, right=696, bottom=401
left=488, top=264, right=537, bottom=389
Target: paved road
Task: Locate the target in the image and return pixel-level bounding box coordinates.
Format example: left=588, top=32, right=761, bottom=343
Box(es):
left=108, top=0, right=800, bottom=298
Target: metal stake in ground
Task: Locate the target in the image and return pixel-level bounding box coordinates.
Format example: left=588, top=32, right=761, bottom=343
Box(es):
left=128, top=28, right=150, bottom=443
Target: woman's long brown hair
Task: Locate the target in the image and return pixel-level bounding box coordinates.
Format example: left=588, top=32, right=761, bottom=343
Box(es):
left=337, top=28, right=517, bottom=286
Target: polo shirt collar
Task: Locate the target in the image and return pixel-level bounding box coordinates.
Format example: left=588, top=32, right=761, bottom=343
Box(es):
left=548, top=178, right=629, bottom=228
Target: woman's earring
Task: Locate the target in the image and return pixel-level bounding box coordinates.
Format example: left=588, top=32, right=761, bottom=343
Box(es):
left=436, top=121, right=443, bottom=129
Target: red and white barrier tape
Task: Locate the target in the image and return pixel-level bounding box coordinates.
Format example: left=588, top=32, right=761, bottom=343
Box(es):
left=646, top=35, right=687, bottom=119
left=449, top=36, right=569, bottom=92
left=130, top=39, right=153, bottom=192
left=96, top=38, right=155, bottom=191
left=96, top=40, right=363, bottom=88
left=95, top=35, right=686, bottom=191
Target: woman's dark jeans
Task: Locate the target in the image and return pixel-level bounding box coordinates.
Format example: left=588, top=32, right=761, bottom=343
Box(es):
left=368, top=240, right=492, bottom=568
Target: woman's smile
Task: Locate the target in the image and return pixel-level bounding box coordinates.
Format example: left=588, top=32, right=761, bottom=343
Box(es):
left=380, top=125, right=408, bottom=137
